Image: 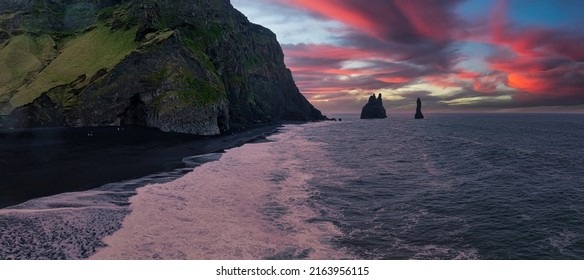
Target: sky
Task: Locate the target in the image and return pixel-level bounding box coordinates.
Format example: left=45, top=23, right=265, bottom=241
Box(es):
left=231, top=0, right=584, bottom=114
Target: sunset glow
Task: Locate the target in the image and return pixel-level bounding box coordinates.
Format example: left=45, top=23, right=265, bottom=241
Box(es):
left=232, top=0, right=584, bottom=113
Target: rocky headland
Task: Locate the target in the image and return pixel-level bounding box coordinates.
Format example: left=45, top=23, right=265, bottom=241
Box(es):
left=360, top=94, right=387, bottom=119
left=0, top=0, right=325, bottom=135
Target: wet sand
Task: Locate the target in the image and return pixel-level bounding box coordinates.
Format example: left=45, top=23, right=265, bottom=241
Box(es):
left=0, top=125, right=280, bottom=208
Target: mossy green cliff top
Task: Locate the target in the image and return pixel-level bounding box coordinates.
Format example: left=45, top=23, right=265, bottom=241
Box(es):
left=0, top=0, right=325, bottom=135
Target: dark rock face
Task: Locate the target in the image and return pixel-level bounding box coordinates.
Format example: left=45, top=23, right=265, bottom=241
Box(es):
left=67, top=33, right=231, bottom=135
left=415, top=98, right=424, bottom=119
left=0, top=0, right=325, bottom=135
left=0, top=30, right=9, bottom=45
left=360, top=94, right=387, bottom=119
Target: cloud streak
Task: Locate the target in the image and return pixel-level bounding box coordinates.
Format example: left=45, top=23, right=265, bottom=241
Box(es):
left=233, top=0, right=584, bottom=113
left=485, top=0, right=584, bottom=101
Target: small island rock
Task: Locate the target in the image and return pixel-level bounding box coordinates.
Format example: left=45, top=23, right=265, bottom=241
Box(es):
left=415, top=98, right=424, bottom=119
left=361, top=94, right=387, bottom=119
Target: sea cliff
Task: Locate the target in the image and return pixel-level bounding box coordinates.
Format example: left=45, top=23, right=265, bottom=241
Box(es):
left=0, top=0, right=325, bottom=135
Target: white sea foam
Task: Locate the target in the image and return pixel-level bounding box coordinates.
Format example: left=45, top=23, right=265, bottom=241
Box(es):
left=0, top=162, right=201, bottom=259
left=0, top=187, right=132, bottom=259
left=91, top=125, right=348, bottom=260
left=6, top=114, right=584, bottom=260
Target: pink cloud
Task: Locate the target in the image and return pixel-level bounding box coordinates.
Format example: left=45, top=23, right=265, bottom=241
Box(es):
left=484, top=0, right=584, bottom=99
left=277, top=0, right=462, bottom=44
left=253, top=0, right=584, bottom=110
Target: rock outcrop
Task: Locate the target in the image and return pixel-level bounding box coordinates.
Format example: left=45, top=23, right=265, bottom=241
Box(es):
left=0, top=0, right=325, bottom=135
left=415, top=98, right=424, bottom=119
left=360, top=94, right=387, bottom=119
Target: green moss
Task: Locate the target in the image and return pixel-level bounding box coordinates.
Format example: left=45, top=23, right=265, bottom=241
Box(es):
left=97, top=6, right=117, bottom=21
left=101, top=3, right=138, bottom=29
left=179, top=77, right=225, bottom=105
left=0, top=34, right=56, bottom=112
left=0, top=35, right=42, bottom=84
left=244, top=52, right=265, bottom=71
left=180, top=37, right=223, bottom=87
left=29, top=34, right=55, bottom=60
left=153, top=14, right=179, bottom=31
left=145, top=67, right=169, bottom=86
left=9, top=25, right=138, bottom=109
left=152, top=64, right=226, bottom=110
left=19, top=2, right=66, bottom=34
left=116, top=10, right=138, bottom=27
left=0, top=12, right=19, bottom=21
left=154, top=30, right=175, bottom=40
left=141, top=29, right=175, bottom=49
left=179, top=25, right=222, bottom=52
left=47, top=87, right=79, bottom=111
left=153, top=91, right=171, bottom=108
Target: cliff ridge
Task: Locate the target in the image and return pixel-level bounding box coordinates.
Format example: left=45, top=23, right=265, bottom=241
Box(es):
left=0, top=0, right=325, bottom=135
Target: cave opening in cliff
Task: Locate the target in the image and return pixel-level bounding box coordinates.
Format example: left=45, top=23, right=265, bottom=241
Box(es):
left=121, top=94, right=147, bottom=126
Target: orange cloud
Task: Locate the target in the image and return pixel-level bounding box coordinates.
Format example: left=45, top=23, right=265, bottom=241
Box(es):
left=507, top=73, right=548, bottom=94
left=484, top=0, right=584, bottom=98
left=265, top=0, right=584, bottom=109
left=424, top=75, right=464, bottom=88
left=376, top=76, right=413, bottom=84
left=455, top=70, right=482, bottom=79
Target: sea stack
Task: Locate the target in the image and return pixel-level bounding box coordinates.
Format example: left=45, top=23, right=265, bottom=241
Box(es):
left=415, top=98, right=425, bottom=119
left=360, top=94, right=387, bottom=119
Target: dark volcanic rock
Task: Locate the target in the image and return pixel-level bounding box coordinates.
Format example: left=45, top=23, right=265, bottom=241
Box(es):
left=0, top=0, right=325, bottom=135
left=360, top=94, right=387, bottom=119
left=0, top=30, right=9, bottom=45
left=415, top=98, right=424, bottom=119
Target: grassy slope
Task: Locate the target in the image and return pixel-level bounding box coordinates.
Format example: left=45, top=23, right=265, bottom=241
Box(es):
left=8, top=25, right=138, bottom=110
left=2, top=3, right=231, bottom=117
left=0, top=35, right=55, bottom=104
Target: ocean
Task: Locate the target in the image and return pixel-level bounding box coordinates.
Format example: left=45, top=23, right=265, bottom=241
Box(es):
left=1, top=113, right=584, bottom=259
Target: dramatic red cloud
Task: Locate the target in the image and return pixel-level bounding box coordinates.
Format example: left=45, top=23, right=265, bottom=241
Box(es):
left=255, top=0, right=584, bottom=110
left=486, top=0, right=584, bottom=99
left=281, top=42, right=435, bottom=100
left=392, top=0, right=459, bottom=42
left=490, top=1, right=584, bottom=61
left=472, top=73, right=505, bottom=93
left=455, top=70, right=482, bottom=79
left=289, top=66, right=369, bottom=76
left=507, top=73, right=548, bottom=94
left=506, top=68, right=584, bottom=96
left=269, top=0, right=468, bottom=106
left=376, top=76, right=414, bottom=84
left=424, top=74, right=465, bottom=88
left=282, top=0, right=377, bottom=36
left=279, top=0, right=461, bottom=44
left=488, top=56, right=569, bottom=73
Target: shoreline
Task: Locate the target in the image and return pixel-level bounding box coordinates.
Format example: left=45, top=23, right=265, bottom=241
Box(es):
left=0, top=124, right=283, bottom=209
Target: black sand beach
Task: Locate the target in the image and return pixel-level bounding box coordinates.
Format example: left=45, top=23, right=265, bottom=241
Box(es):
left=0, top=125, right=279, bottom=208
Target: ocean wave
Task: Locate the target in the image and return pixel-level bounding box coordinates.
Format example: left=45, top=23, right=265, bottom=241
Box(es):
left=91, top=124, right=350, bottom=260
left=0, top=165, right=198, bottom=259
